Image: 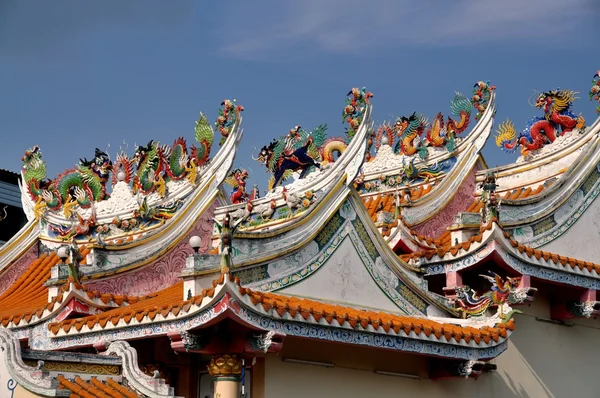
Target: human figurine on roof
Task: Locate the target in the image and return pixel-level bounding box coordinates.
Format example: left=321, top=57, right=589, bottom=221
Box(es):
left=67, top=237, right=84, bottom=284
left=481, top=172, right=498, bottom=193
left=212, top=213, right=244, bottom=272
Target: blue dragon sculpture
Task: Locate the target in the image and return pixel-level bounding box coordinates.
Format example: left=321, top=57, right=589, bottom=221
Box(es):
left=257, top=125, right=327, bottom=190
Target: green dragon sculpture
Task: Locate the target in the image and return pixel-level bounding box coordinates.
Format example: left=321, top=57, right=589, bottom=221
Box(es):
left=22, top=146, right=112, bottom=218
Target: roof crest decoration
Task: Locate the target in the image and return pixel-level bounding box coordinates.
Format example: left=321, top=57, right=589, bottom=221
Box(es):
left=256, top=87, right=372, bottom=191
left=20, top=100, right=243, bottom=242
left=495, top=83, right=586, bottom=157
left=368, top=81, right=490, bottom=162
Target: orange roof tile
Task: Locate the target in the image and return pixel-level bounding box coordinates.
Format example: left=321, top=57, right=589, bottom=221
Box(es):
left=400, top=219, right=496, bottom=262
left=0, top=248, right=143, bottom=328
left=501, top=231, right=600, bottom=274
left=362, top=185, right=434, bottom=221
left=49, top=281, right=186, bottom=334
left=58, top=375, right=138, bottom=398
left=466, top=198, right=484, bottom=213
left=400, top=220, right=600, bottom=275
left=50, top=270, right=513, bottom=347
left=0, top=252, right=62, bottom=327
left=501, top=184, right=546, bottom=201
left=237, top=287, right=514, bottom=345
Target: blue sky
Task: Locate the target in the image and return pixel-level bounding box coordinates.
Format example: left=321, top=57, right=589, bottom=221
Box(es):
left=1, top=0, right=599, bottom=193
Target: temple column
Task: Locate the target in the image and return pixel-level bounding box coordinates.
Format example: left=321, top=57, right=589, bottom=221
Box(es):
left=208, top=354, right=243, bottom=398
left=443, top=271, right=462, bottom=301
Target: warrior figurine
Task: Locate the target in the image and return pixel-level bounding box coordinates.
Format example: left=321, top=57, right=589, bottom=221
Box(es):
left=213, top=213, right=244, bottom=272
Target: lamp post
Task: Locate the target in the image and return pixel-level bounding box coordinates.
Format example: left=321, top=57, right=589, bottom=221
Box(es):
left=189, top=236, right=201, bottom=254
left=57, top=246, right=69, bottom=264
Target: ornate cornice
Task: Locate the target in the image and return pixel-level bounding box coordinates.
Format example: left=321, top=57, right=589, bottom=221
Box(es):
left=102, top=340, right=179, bottom=398
left=0, top=328, right=67, bottom=396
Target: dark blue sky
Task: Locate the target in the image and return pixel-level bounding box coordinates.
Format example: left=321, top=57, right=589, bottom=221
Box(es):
left=1, top=0, right=599, bottom=192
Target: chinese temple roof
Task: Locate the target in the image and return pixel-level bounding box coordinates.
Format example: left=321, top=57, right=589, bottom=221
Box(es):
left=0, top=248, right=146, bottom=329
left=48, top=270, right=515, bottom=358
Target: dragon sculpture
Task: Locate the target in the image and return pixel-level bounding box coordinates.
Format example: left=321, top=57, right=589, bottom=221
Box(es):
left=425, top=92, right=472, bottom=153
left=22, top=146, right=112, bottom=218
left=400, top=158, right=443, bottom=182
left=495, top=89, right=585, bottom=155
left=132, top=140, right=169, bottom=197
left=132, top=111, right=217, bottom=196
left=256, top=87, right=372, bottom=190
left=590, top=70, right=600, bottom=115
left=393, top=112, right=429, bottom=159
left=454, top=272, right=526, bottom=320
left=22, top=105, right=221, bottom=225
left=257, top=125, right=328, bottom=190
left=375, top=90, right=474, bottom=160
left=224, top=168, right=249, bottom=204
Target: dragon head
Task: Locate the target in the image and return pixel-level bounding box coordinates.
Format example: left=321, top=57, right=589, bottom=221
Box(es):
left=394, top=116, right=410, bottom=135
left=535, top=89, right=577, bottom=115
left=256, top=140, right=277, bottom=166
left=80, top=148, right=113, bottom=180
left=134, top=140, right=154, bottom=167
left=234, top=168, right=249, bottom=184
left=22, top=146, right=43, bottom=170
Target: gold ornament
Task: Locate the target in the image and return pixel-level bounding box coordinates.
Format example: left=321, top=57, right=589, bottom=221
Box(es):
left=207, top=354, right=242, bottom=378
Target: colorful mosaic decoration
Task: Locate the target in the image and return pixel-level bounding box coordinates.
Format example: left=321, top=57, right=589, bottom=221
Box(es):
left=215, top=99, right=244, bottom=146
left=495, top=89, right=585, bottom=155
left=343, top=87, right=373, bottom=139
left=257, top=88, right=371, bottom=190
left=20, top=101, right=235, bottom=221
left=590, top=70, right=600, bottom=115
left=370, top=86, right=475, bottom=159
left=224, top=168, right=250, bottom=204
left=455, top=272, right=523, bottom=320
left=356, top=157, right=456, bottom=194
left=471, top=81, right=495, bottom=121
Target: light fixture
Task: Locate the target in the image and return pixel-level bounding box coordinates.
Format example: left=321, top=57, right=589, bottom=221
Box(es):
left=189, top=236, right=202, bottom=253
left=282, top=358, right=335, bottom=368
left=374, top=370, right=422, bottom=379
left=57, top=246, right=69, bottom=263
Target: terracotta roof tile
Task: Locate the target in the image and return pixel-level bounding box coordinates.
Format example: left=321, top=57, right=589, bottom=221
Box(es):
left=237, top=287, right=514, bottom=344
left=501, top=184, right=545, bottom=201
left=49, top=281, right=186, bottom=334
left=58, top=375, right=138, bottom=398
left=50, top=270, right=513, bottom=346
left=0, top=247, right=144, bottom=328
left=400, top=219, right=496, bottom=262
left=362, top=184, right=435, bottom=221
left=403, top=221, right=600, bottom=275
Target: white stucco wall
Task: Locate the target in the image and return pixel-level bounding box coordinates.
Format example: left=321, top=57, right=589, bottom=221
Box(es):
left=279, top=238, right=401, bottom=313
left=542, top=191, right=600, bottom=263
left=264, top=299, right=600, bottom=398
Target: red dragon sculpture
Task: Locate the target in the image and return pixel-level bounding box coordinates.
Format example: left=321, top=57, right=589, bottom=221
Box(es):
left=496, top=89, right=585, bottom=155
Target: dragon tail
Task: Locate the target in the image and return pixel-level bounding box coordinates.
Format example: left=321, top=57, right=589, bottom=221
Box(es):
left=426, top=113, right=446, bottom=147
left=191, top=139, right=211, bottom=167
left=448, top=92, right=472, bottom=135
left=319, top=137, right=347, bottom=165
left=495, top=119, right=519, bottom=154
left=500, top=309, right=522, bottom=323
left=167, top=137, right=188, bottom=180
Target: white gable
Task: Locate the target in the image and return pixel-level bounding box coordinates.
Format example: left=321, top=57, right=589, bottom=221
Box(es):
left=279, top=237, right=402, bottom=313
